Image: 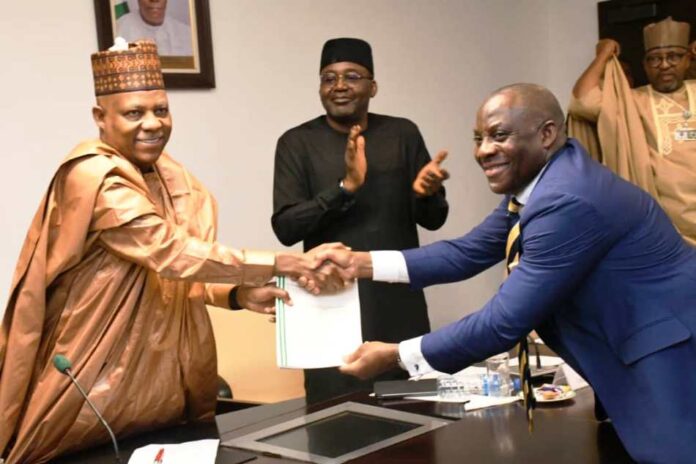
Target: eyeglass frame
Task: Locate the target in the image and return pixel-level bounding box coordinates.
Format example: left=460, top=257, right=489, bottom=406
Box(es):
left=643, top=50, right=688, bottom=68
left=319, top=71, right=374, bottom=87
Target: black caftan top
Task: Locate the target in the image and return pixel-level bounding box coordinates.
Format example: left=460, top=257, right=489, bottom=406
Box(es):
left=272, top=113, right=449, bottom=403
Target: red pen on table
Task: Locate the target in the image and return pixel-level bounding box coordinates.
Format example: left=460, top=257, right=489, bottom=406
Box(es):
left=153, top=447, right=165, bottom=464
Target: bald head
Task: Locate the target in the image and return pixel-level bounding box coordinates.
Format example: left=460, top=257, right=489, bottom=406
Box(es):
left=488, top=84, right=566, bottom=145
left=473, top=83, right=567, bottom=195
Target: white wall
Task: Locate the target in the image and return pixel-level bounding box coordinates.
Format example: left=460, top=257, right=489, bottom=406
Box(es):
left=0, top=0, right=596, bottom=332
left=547, top=0, right=599, bottom=106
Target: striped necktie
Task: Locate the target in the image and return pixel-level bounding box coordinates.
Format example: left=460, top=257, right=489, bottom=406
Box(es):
left=506, top=198, right=536, bottom=432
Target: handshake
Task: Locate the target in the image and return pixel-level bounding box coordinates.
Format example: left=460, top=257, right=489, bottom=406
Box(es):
left=274, top=242, right=370, bottom=294
left=233, top=243, right=367, bottom=318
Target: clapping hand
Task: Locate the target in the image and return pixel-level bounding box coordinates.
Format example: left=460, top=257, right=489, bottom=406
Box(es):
left=341, top=125, right=367, bottom=193
left=413, top=150, right=449, bottom=197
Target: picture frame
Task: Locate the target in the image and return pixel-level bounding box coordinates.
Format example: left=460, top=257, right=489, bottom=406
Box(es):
left=94, top=0, right=215, bottom=89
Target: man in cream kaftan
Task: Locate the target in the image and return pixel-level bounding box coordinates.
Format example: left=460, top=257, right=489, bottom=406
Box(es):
left=568, top=17, right=696, bottom=245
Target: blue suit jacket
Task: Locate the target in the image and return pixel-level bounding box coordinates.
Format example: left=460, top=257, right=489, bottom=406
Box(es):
left=404, top=139, right=696, bottom=464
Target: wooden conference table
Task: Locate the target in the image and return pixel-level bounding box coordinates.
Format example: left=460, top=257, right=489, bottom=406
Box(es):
left=57, top=388, right=635, bottom=463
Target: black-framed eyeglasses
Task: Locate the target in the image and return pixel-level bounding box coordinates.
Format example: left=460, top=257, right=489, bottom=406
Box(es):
left=320, top=71, right=372, bottom=87
left=644, top=52, right=687, bottom=68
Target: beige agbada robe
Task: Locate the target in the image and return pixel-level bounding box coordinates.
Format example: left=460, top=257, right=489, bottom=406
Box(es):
left=0, top=140, right=275, bottom=463
left=568, top=57, right=696, bottom=246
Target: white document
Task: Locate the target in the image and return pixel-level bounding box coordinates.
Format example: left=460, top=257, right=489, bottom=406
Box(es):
left=127, top=439, right=218, bottom=464
left=275, top=276, right=362, bottom=369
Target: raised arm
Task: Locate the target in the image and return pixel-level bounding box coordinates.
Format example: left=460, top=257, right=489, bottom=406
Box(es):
left=573, top=39, right=621, bottom=98
left=93, top=174, right=321, bottom=287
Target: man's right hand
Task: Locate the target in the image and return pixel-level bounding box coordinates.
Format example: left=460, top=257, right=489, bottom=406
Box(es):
left=306, top=243, right=354, bottom=292
left=596, top=39, right=620, bottom=61
left=341, top=125, right=367, bottom=193
left=573, top=38, right=621, bottom=99
left=314, top=249, right=373, bottom=281
left=275, top=243, right=354, bottom=294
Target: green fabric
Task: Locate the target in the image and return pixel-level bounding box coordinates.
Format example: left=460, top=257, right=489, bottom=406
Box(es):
left=114, top=2, right=130, bottom=19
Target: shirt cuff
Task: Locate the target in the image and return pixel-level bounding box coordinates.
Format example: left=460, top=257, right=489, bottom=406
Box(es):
left=398, top=336, right=435, bottom=378
left=317, top=185, right=356, bottom=213
left=370, top=251, right=410, bottom=283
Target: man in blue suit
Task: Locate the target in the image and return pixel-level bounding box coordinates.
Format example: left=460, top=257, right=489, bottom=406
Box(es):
left=327, top=83, right=696, bottom=463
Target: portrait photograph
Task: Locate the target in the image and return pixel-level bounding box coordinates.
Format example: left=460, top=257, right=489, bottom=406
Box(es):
left=94, top=0, right=215, bottom=88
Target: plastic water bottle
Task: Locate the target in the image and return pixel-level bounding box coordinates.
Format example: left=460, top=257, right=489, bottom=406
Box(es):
left=437, top=374, right=487, bottom=399
left=489, top=373, right=501, bottom=396
left=486, top=353, right=513, bottom=397
left=437, top=375, right=466, bottom=399
left=482, top=374, right=490, bottom=396
left=512, top=377, right=521, bottom=394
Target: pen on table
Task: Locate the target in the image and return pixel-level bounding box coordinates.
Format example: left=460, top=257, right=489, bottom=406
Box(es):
left=153, top=447, right=165, bottom=464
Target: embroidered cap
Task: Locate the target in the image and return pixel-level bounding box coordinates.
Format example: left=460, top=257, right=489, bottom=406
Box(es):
left=91, top=38, right=165, bottom=96
left=643, top=17, right=690, bottom=52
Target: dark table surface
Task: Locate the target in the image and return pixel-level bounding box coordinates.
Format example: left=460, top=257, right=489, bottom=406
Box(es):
left=57, top=387, right=635, bottom=463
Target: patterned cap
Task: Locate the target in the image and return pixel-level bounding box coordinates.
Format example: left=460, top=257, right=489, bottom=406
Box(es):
left=643, top=17, right=690, bottom=51
left=91, top=39, right=165, bottom=96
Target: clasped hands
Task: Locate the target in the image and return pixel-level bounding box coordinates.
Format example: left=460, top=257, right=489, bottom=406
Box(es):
left=275, top=242, right=362, bottom=294
left=236, top=244, right=358, bottom=320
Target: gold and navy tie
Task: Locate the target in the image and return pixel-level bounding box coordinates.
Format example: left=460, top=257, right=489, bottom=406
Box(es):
left=505, top=198, right=536, bottom=432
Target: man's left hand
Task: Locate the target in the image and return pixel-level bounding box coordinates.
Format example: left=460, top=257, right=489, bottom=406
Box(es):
left=237, top=283, right=290, bottom=316
left=339, top=341, right=400, bottom=380
left=413, top=150, right=450, bottom=197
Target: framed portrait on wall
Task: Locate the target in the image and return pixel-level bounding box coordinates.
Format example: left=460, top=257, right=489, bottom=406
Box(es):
left=94, top=0, right=215, bottom=88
